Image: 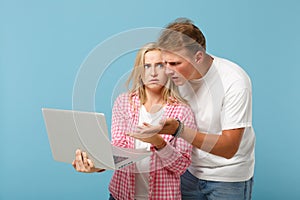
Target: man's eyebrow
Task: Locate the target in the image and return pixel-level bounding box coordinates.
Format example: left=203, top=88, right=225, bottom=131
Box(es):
left=164, top=61, right=180, bottom=65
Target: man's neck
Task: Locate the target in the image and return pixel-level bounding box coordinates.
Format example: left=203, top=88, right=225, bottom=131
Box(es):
left=192, top=54, right=213, bottom=79
left=201, top=54, right=214, bottom=76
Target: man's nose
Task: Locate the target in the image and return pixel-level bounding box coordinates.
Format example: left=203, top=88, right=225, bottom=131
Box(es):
left=165, top=66, right=174, bottom=75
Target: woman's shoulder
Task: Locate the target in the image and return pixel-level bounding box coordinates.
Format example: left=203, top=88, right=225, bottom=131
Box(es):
left=115, top=92, right=129, bottom=100
left=114, top=92, right=140, bottom=107
left=113, top=92, right=131, bottom=106
left=115, top=91, right=138, bottom=101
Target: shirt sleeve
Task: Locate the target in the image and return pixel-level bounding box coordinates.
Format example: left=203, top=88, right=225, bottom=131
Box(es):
left=111, top=94, right=131, bottom=148
left=155, top=104, right=196, bottom=175
left=221, top=88, right=252, bottom=130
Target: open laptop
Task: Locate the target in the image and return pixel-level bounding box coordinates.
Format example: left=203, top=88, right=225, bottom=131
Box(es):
left=42, top=108, right=151, bottom=170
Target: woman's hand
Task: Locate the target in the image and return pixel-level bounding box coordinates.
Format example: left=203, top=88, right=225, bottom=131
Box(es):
left=128, top=123, right=167, bottom=150
left=72, top=149, right=105, bottom=173
left=136, top=118, right=179, bottom=135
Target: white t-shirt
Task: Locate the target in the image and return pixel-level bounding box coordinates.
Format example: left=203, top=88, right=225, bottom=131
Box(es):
left=179, top=56, right=255, bottom=182
left=134, top=105, right=165, bottom=199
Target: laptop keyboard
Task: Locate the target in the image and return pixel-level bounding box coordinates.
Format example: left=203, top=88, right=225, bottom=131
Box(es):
left=113, top=155, right=129, bottom=164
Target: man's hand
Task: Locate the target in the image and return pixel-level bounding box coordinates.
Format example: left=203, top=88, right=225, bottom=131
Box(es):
left=72, top=149, right=105, bottom=173
left=158, top=118, right=179, bottom=135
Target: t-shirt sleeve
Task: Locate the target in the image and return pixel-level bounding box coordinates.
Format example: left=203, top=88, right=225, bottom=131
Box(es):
left=221, top=88, right=252, bottom=130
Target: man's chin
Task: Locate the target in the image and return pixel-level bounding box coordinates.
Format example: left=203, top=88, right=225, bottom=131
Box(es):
left=173, top=80, right=185, bottom=86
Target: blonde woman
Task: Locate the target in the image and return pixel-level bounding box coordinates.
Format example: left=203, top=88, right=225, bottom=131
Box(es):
left=73, top=43, right=196, bottom=200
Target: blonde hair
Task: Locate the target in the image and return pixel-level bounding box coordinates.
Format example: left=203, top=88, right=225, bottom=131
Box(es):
left=126, top=42, right=187, bottom=105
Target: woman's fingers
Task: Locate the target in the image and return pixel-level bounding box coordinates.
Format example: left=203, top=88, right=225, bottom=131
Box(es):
left=72, top=160, right=76, bottom=169
left=75, top=149, right=84, bottom=170
left=87, top=159, right=94, bottom=168
left=74, top=149, right=89, bottom=172
left=82, top=151, right=89, bottom=166
left=73, top=149, right=100, bottom=173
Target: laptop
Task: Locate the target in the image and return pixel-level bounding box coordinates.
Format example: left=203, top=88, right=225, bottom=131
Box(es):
left=42, top=108, right=151, bottom=170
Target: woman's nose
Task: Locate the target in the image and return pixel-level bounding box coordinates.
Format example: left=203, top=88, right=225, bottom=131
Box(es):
left=151, top=66, right=157, bottom=76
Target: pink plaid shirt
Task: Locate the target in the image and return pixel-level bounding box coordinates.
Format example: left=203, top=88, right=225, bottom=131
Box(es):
left=109, top=93, right=197, bottom=200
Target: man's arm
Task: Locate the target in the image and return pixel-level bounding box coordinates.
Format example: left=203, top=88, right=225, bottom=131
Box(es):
left=159, top=118, right=244, bottom=159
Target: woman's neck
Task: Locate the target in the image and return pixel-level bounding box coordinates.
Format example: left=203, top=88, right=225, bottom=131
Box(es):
left=143, top=89, right=165, bottom=113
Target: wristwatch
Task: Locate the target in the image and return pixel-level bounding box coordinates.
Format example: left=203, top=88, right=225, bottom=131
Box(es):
left=172, top=119, right=184, bottom=138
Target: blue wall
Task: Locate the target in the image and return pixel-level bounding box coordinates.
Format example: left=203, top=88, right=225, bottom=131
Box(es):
left=1, top=0, right=300, bottom=199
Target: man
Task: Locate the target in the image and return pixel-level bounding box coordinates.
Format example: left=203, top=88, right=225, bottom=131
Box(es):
left=156, top=18, right=255, bottom=199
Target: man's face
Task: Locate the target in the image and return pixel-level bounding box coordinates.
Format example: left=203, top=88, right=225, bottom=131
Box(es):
left=162, top=50, right=197, bottom=86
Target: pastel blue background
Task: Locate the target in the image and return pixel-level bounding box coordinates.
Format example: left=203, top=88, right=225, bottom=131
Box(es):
left=1, top=0, right=299, bottom=199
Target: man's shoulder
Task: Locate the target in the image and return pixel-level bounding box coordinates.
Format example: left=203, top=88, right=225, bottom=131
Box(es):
left=213, top=55, right=244, bottom=72
left=213, top=56, right=251, bottom=86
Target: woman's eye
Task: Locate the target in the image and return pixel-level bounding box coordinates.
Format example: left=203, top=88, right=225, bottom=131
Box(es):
left=156, top=63, right=164, bottom=68
left=144, top=64, right=151, bottom=69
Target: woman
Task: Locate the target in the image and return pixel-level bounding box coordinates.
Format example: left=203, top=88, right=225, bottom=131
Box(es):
left=73, top=43, right=196, bottom=200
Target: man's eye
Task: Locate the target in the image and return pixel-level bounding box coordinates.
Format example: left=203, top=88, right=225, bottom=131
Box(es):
left=165, top=61, right=180, bottom=66
left=169, top=62, right=180, bottom=66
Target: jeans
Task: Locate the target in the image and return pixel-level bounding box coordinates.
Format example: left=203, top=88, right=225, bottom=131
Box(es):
left=109, top=194, right=115, bottom=200
left=181, top=170, right=253, bottom=200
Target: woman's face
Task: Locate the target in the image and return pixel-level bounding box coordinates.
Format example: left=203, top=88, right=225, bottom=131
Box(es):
left=142, top=50, right=168, bottom=91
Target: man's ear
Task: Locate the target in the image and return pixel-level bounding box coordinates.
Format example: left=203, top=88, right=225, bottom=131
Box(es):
left=194, top=51, right=204, bottom=63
